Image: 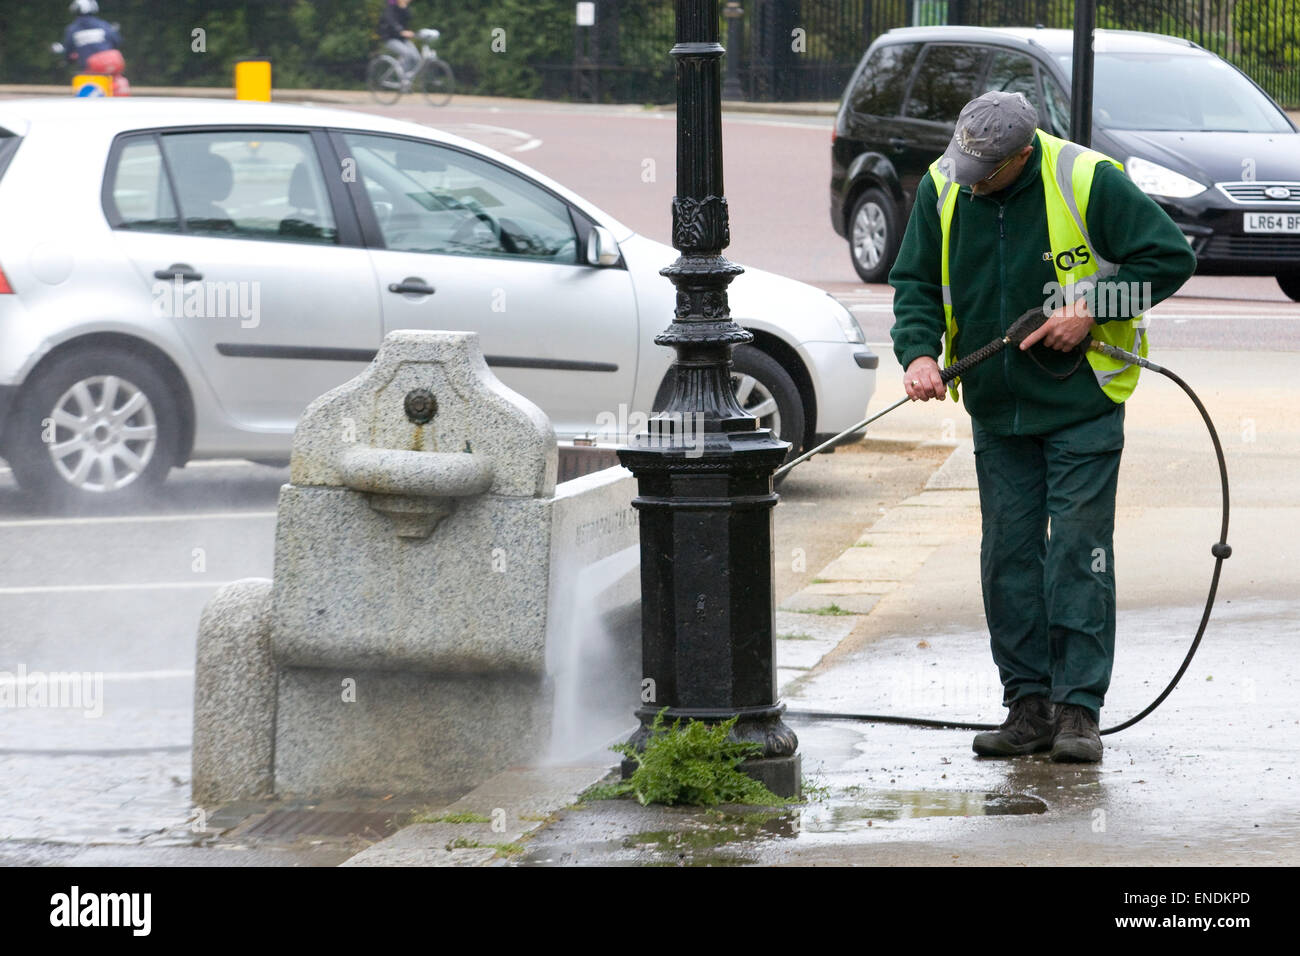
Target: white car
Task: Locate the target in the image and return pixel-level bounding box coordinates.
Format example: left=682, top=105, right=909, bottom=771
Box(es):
left=0, top=98, right=877, bottom=504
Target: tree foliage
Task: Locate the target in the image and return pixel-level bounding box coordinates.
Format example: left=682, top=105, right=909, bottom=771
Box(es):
left=0, top=0, right=1294, bottom=106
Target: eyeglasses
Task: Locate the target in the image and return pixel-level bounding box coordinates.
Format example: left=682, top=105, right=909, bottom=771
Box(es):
left=975, top=153, right=1018, bottom=186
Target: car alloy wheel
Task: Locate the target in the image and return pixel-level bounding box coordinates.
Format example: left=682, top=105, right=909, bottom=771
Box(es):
left=728, top=345, right=805, bottom=472
left=732, top=370, right=782, bottom=438
left=853, top=203, right=887, bottom=271
left=848, top=187, right=899, bottom=284
left=47, top=374, right=158, bottom=493
left=6, top=347, right=180, bottom=507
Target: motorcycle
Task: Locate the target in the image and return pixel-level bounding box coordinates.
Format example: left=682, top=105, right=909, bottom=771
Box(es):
left=52, top=31, right=130, bottom=96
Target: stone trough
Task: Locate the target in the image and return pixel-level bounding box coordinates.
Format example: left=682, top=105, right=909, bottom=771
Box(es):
left=193, top=331, right=640, bottom=803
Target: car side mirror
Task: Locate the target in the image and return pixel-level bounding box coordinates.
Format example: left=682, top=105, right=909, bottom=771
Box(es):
left=585, top=226, right=620, bottom=267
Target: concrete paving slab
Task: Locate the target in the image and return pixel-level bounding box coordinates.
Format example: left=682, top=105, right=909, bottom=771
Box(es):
left=815, top=544, right=935, bottom=582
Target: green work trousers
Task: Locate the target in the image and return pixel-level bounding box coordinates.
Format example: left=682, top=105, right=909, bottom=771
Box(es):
left=971, top=404, right=1125, bottom=720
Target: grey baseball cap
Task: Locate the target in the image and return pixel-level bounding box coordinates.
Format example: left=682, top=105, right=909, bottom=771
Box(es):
left=938, top=91, right=1039, bottom=185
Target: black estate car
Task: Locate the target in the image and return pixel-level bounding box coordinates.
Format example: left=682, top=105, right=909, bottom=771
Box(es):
left=831, top=26, right=1300, bottom=301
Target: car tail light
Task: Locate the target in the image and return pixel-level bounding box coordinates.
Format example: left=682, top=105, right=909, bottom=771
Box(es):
left=0, top=265, right=12, bottom=294
left=831, top=126, right=837, bottom=146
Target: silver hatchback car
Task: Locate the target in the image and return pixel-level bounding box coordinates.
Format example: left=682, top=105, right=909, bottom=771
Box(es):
left=0, top=98, right=877, bottom=505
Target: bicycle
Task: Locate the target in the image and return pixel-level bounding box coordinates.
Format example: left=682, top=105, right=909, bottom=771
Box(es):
left=367, top=28, right=455, bottom=107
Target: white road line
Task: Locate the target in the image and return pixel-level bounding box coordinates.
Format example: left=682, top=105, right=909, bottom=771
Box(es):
left=439, top=122, right=543, bottom=152
left=98, top=669, right=194, bottom=681
left=0, top=581, right=238, bottom=595
left=1148, top=313, right=1299, bottom=320
left=0, top=511, right=276, bottom=529
left=185, top=458, right=285, bottom=468
left=847, top=304, right=1297, bottom=320
left=3, top=460, right=274, bottom=476
left=0, top=669, right=193, bottom=684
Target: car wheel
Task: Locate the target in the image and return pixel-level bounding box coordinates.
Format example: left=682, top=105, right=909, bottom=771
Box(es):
left=6, top=348, right=180, bottom=508
left=848, top=187, right=899, bottom=284
left=1277, top=272, right=1300, bottom=303
left=730, top=345, right=805, bottom=466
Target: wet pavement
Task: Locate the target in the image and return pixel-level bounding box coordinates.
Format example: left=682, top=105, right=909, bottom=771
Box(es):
left=514, top=600, right=1300, bottom=866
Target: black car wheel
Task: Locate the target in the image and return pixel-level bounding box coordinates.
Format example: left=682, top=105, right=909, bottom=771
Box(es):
left=652, top=345, right=806, bottom=475
left=848, top=187, right=900, bottom=284
left=730, top=345, right=805, bottom=464
left=5, top=348, right=180, bottom=508
left=1277, top=272, right=1300, bottom=303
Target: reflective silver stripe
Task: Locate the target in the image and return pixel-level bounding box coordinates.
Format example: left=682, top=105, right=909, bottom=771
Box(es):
left=1094, top=362, right=1129, bottom=388
left=936, top=172, right=954, bottom=309
left=1094, top=317, right=1147, bottom=387
left=936, top=178, right=954, bottom=217
left=1055, top=143, right=1118, bottom=277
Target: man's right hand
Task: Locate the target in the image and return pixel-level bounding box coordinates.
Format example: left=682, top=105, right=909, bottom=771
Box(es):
left=904, top=356, right=946, bottom=401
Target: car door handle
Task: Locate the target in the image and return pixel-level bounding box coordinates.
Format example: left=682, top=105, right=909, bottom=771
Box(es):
left=387, top=278, right=435, bottom=296
left=888, top=137, right=907, bottom=150
left=154, top=263, right=203, bottom=282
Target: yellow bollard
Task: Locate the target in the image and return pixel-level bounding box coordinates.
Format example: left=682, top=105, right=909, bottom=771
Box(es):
left=234, top=59, right=272, bottom=102
left=72, top=74, right=114, bottom=97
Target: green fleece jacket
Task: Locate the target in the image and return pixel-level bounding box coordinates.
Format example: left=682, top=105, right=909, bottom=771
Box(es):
left=889, top=132, right=1198, bottom=436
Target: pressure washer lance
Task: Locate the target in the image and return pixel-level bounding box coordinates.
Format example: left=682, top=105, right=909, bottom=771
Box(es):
left=778, top=306, right=1232, bottom=737
left=774, top=306, right=1052, bottom=481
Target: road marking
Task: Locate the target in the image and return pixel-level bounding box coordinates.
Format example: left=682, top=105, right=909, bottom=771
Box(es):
left=0, top=745, right=191, bottom=756
left=0, top=581, right=240, bottom=595
left=438, top=122, right=543, bottom=152
left=0, top=459, right=268, bottom=477
left=0, top=511, right=275, bottom=529
left=1149, top=313, right=1299, bottom=320
left=185, top=458, right=286, bottom=468
left=846, top=304, right=1298, bottom=320
left=0, top=669, right=192, bottom=684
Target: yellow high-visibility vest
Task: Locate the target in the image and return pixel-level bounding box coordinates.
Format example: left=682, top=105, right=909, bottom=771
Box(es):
left=929, top=129, right=1148, bottom=403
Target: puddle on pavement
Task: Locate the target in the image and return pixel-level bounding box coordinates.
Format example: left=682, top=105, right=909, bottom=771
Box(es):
left=518, top=788, right=1046, bottom=865
left=804, top=788, right=1046, bottom=834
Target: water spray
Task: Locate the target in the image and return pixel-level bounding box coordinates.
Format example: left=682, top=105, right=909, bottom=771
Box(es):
left=778, top=307, right=1232, bottom=736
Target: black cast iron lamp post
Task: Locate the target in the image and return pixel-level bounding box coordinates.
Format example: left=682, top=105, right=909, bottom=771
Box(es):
left=616, top=0, right=800, bottom=798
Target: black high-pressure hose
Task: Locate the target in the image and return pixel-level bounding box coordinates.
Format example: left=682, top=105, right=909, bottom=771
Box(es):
left=783, top=309, right=1232, bottom=736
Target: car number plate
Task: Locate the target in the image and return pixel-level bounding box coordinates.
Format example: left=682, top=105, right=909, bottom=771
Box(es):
left=1244, top=212, right=1300, bottom=233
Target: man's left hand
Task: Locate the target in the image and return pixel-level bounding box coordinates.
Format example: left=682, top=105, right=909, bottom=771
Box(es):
left=1020, top=299, right=1095, bottom=352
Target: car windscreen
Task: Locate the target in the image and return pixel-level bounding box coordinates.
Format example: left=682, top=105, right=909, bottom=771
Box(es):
left=1054, top=51, right=1293, bottom=132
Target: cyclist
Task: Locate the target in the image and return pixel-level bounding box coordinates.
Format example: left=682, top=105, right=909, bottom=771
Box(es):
left=62, top=0, right=130, bottom=96
left=378, top=0, right=420, bottom=76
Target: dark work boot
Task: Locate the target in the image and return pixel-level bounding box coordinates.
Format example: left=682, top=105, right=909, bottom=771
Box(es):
left=972, top=695, right=1055, bottom=757
left=1051, top=703, right=1103, bottom=763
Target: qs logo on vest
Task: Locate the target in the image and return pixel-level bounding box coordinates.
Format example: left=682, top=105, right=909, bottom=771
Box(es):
left=1043, top=244, right=1092, bottom=270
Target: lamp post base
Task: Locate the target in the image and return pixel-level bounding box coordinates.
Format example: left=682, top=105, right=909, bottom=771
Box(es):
left=619, top=702, right=802, bottom=799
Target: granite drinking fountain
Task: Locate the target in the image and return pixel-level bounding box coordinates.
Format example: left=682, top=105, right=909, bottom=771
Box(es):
left=193, top=330, right=640, bottom=803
